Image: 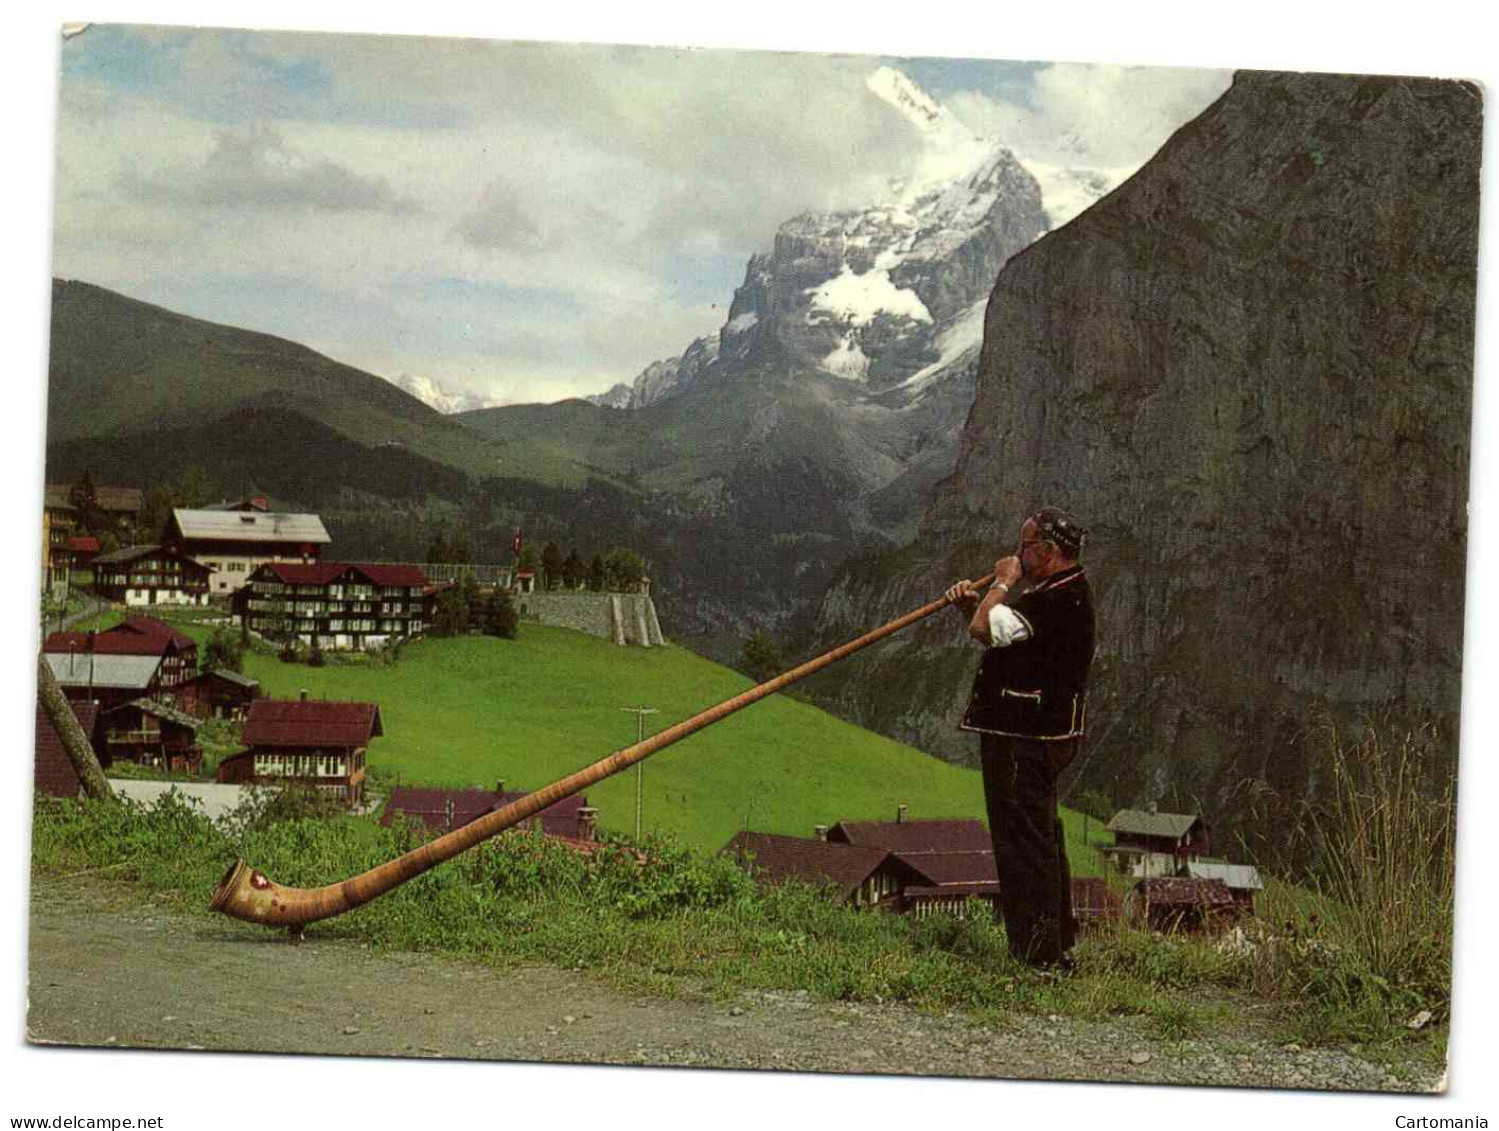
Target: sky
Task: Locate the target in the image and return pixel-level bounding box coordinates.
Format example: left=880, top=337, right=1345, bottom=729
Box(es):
left=6, top=4, right=1497, bottom=1130
left=51, top=26, right=1231, bottom=406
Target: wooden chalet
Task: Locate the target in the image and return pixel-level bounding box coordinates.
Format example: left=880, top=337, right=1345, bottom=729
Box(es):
left=101, top=698, right=203, bottom=775
left=92, top=545, right=211, bottom=608
left=44, top=650, right=164, bottom=714
left=45, top=483, right=144, bottom=539
left=828, top=811, right=1002, bottom=918
left=1184, top=861, right=1264, bottom=915
left=41, top=487, right=77, bottom=600
left=723, top=831, right=917, bottom=909
left=381, top=780, right=598, bottom=842
left=167, top=506, right=331, bottom=596
left=1101, top=807, right=1211, bottom=878
left=34, top=700, right=109, bottom=798
left=46, top=617, right=199, bottom=688
left=240, top=561, right=432, bottom=650
left=216, top=695, right=382, bottom=805
left=1125, top=876, right=1237, bottom=934
left=178, top=667, right=261, bottom=720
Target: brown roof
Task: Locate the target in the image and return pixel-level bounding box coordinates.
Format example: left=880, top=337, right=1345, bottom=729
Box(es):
left=256, top=562, right=430, bottom=587
left=46, top=631, right=170, bottom=658
left=109, top=617, right=197, bottom=650
left=1134, top=877, right=1234, bottom=907
left=243, top=699, right=383, bottom=749
left=47, top=484, right=143, bottom=514
left=34, top=701, right=102, bottom=798
left=898, top=850, right=998, bottom=887
left=723, top=832, right=891, bottom=900
left=828, top=817, right=992, bottom=855
left=381, top=786, right=589, bottom=837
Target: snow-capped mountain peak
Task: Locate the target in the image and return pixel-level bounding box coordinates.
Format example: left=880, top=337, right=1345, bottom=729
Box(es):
left=394, top=372, right=497, bottom=415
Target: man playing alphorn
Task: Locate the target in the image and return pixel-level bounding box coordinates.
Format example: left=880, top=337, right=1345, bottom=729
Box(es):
left=945, top=508, right=1095, bottom=969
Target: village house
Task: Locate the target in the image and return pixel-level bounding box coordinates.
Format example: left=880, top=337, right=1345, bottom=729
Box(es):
left=101, top=698, right=203, bottom=775
left=178, top=667, right=261, bottom=720
left=827, top=809, right=1003, bottom=918
left=65, top=535, right=101, bottom=568
left=723, top=831, right=916, bottom=909
left=1101, top=806, right=1211, bottom=878
left=166, top=506, right=331, bottom=596
left=41, top=487, right=77, bottom=601
left=46, top=617, right=200, bottom=689
left=381, top=780, right=598, bottom=844
left=44, top=650, right=164, bottom=714
left=46, top=483, right=146, bottom=539
left=238, top=561, right=432, bottom=650
left=1184, top=861, right=1264, bottom=915
left=216, top=695, right=381, bottom=805
left=34, top=700, right=109, bottom=798
left=91, top=545, right=212, bottom=608
left=1125, top=876, right=1238, bottom=934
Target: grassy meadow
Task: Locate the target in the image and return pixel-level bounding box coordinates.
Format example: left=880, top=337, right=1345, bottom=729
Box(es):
left=69, top=606, right=1109, bottom=867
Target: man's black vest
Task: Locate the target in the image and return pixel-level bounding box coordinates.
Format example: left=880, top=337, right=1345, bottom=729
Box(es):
left=960, top=566, right=1095, bottom=741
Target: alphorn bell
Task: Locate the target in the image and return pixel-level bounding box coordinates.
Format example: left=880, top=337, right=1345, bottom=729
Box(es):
left=211, top=573, right=997, bottom=937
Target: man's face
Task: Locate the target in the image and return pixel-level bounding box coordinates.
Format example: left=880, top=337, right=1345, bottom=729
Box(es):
left=1017, top=519, right=1052, bottom=579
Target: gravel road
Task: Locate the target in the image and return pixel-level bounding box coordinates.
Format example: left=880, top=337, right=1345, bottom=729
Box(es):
left=26, top=881, right=1444, bottom=1092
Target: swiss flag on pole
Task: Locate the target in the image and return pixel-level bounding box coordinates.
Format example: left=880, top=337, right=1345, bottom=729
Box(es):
left=512, top=528, right=523, bottom=556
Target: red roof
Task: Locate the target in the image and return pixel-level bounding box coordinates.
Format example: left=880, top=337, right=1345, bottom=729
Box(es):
left=65, top=535, right=101, bottom=554
left=34, top=701, right=102, bottom=798
left=723, top=832, right=892, bottom=900
left=46, top=631, right=169, bottom=657
left=243, top=699, right=383, bottom=749
left=110, top=617, right=197, bottom=649
left=899, top=850, right=998, bottom=887
left=828, top=817, right=992, bottom=855
left=256, top=562, right=430, bottom=587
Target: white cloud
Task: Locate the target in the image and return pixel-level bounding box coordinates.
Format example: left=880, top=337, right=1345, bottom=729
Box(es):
left=948, top=62, right=1233, bottom=169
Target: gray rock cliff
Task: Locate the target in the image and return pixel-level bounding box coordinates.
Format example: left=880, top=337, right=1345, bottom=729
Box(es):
left=803, top=71, right=1481, bottom=842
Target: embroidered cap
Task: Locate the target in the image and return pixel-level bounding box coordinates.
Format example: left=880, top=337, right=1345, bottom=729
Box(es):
left=1031, top=507, right=1087, bottom=556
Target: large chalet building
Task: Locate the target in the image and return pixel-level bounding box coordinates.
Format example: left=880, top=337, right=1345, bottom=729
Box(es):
left=166, top=503, right=331, bottom=596
left=239, top=561, right=432, bottom=650
left=91, top=545, right=212, bottom=607
left=45, top=617, right=199, bottom=688
left=41, top=488, right=77, bottom=601
left=216, top=696, right=382, bottom=805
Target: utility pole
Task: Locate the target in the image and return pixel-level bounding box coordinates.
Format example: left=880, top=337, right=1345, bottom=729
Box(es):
left=618, top=705, right=658, bottom=839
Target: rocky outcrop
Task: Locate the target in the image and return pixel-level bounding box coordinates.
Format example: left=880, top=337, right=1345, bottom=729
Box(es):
left=803, top=72, right=1481, bottom=837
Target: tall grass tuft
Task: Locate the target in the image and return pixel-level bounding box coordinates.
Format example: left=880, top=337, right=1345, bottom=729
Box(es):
left=1310, top=724, right=1456, bottom=1016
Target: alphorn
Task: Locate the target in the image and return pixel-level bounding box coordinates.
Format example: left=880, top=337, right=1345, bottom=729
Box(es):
left=210, top=572, right=996, bottom=936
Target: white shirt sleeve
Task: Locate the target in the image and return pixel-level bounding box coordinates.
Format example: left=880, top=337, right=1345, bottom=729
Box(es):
left=988, top=604, right=1032, bottom=647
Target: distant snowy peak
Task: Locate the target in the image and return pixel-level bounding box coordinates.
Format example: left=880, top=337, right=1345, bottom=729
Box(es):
left=1020, top=160, right=1130, bottom=228
left=868, top=67, right=993, bottom=204
left=394, top=372, right=496, bottom=414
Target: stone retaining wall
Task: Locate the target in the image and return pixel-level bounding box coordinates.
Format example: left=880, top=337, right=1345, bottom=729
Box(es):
left=515, top=592, right=665, bottom=646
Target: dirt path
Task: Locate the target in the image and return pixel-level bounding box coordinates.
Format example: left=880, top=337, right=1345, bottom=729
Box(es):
left=26, top=881, right=1442, bottom=1091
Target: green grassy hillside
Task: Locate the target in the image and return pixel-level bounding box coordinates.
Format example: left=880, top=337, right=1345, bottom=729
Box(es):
left=75, top=609, right=1107, bottom=869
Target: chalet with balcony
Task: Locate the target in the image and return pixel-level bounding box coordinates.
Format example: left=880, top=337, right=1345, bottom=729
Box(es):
left=101, top=698, right=203, bottom=775
left=216, top=695, right=382, bottom=805
left=92, top=545, right=212, bottom=608
left=381, top=780, right=598, bottom=843
left=46, top=617, right=199, bottom=689
left=34, top=700, right=109, bottom=798
left=1101, top=807, right=1211, bottom=878
left=44, top=651, right=164, bottom=714
left=240, top=561, right=431, bottom=650
left=167, top=506, right=331, bottom=596
left=41, top=487, right=77, bottom=600
left=827, top=809, right=1003, bottom=918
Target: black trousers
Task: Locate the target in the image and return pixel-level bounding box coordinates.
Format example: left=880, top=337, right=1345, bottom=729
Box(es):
left=980, top=733, right=1079, bottom=966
